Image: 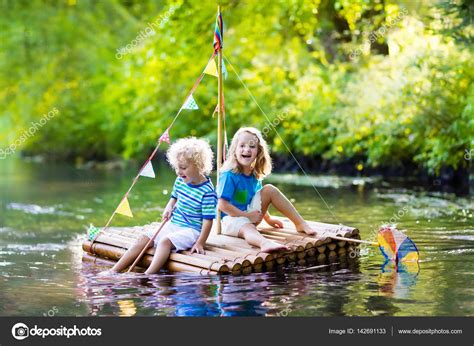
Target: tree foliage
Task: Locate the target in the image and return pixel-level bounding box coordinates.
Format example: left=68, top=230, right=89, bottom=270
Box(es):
left=1, top=0, right=472, bottom=174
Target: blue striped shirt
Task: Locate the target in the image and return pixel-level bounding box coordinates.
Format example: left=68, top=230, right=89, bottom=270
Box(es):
left=170, top=177, right=217, bottom=232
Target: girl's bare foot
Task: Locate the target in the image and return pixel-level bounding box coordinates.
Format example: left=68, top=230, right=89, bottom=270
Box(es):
left=260, top=240, right=290, bottom=253
left=296, top=222, right=317, bottom=236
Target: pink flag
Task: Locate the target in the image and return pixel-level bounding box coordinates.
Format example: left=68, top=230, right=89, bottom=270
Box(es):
left=159, top=128, right=171, bottom=144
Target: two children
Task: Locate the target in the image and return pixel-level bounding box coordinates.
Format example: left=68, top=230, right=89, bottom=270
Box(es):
left=105, top=127, right=315, bottom=275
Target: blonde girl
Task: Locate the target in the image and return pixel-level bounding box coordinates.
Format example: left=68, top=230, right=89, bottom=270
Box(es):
left=217, top=127, right=316, bottom=253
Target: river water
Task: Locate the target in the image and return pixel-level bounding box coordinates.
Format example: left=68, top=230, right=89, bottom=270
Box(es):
left=0, top=158, right=472, bottom=316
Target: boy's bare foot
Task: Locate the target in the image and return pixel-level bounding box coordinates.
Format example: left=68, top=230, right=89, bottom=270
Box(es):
left=260, top=240, right=290, bottom=253
left=296, top=222, right=317, bottom=236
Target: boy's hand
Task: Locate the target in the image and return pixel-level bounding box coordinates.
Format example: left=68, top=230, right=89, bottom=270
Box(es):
left=190, top=242, right=205, bottom=255
left=162, top=208, right=173, bottom=221
left=266, top=218, right=284, bottom=228
left=247, top=210, right=263, bottom=224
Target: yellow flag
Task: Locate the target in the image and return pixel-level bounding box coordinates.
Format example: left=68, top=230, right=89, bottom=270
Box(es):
left=116, top=197, right=133, bottom=218
left=203, top=59, right=218, bottom=77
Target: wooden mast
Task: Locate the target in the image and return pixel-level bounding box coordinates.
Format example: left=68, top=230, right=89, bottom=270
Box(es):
left=216, top=5, right=223, bottom=234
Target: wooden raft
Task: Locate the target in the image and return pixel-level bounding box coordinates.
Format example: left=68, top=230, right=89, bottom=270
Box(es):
left=82, top=217, right=360, bottom=275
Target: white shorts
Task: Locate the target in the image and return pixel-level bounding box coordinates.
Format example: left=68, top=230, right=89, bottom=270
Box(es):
left=221, top=190, right=262, bottom=237
left=144, top=222, right=200, bottom=251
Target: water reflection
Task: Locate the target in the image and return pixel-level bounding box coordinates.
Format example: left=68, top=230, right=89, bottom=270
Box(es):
left=75, top=256, right=369, bottom=317
left=378, top=260, right=420, bottom=299
left=78, top=268, right=272, bottom=316
left=1, top=159, right=472, bottom=316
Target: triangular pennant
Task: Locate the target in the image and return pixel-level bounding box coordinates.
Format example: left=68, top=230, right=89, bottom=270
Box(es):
left=181, top=94, right=199, bottom=110
left=116, top=197, right=133, bottom=218
left=159, top=128, right=171, bottom=144
left=203, top=59, right=218, bottom=77
left=140, top=161, right=155, bottom=178
left=87, top=224, right=100, bottom=241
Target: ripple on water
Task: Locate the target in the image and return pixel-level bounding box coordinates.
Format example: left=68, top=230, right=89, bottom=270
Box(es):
left=7, top=202, right=74, bottom=216
left=266, top=173, right=380, bottom=188
left=4, top=243, right=66, bottom=252
left=375, top=192, right=474, bottom=219
left=0, top=261, right=14, bottom=266
left=440, top=235, right=474, bottom=241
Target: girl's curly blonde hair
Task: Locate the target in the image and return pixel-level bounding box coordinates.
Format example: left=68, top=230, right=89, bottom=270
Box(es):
left=222, top=127, right=272, bottom=179
left=167, top=137, right=214, bottom=176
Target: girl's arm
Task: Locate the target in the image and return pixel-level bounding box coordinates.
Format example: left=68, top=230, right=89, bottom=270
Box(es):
left=218, top=199, right=262, bottom=224
left=218, top=198, right=247, bottom=217
left=163, top=197, right=177, bottom=220
left=190, top=219, right=213, bottom=254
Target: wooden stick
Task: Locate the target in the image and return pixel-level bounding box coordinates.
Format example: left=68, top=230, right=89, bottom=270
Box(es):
left=259, top=229, right=315, bottom=249
left=216, top=5, right=224, bottom=235
left=297, top=263, right=333, bottom=272
left=273, top=227, right=375, bottom=246
left=262, top=227, right=331, bottom=246
left=328, top=235, right=378, bottom=246
left=82, top=247, right=219, bottom=275
left=89, top=235, right=231, bottom=273
left=206, top=241, right=275, bottom=266
left=317, top=253, right=327, bottom=262
left=207, top=236, right=286, bottom=264
left=181, top=250, right=243, bottom=273
left=316, top=245, right=326, bottom=254
left=204, top=245, right=264, bottom=265
left=127, top=218, right=169, bottom=272
left=262, top=218, right=357, bottom=236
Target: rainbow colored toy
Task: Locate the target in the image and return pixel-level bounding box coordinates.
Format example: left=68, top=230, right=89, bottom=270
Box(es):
left=377, top=225, right=419, bottom=263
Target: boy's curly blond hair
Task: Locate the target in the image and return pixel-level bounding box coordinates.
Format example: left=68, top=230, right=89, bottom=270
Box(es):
left=166, top=137, right=214, bottom=176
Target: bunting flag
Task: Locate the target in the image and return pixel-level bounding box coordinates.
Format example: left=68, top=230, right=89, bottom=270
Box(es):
left=203, top=58, right=218, bottom=77
left=116, top=197, right=133, bottom=218
left=140, top=161, right=155, bottom=178
left=213, top=11, right=223, bottom=52
left=87, top=224, right=100, bottom=241
left=181, top=94, right=199, bottom=110
left=159, top=128, right=171, bottom=143
left=98, top=52, right=214, bottom=234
